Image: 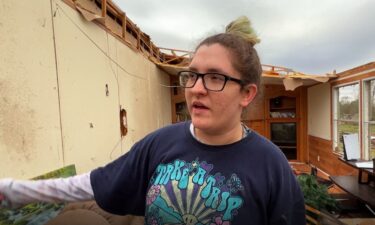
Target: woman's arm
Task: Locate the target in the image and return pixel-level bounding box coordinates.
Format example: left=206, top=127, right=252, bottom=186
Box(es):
left=0, top=172, right=94, bottom=208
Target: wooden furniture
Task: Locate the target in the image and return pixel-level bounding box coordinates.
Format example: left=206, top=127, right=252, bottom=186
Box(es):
left=330, top=158, right=375, bottom=207
left=339, top=158, right=375, bottom=183
left=330, top=176, right=375, bottom=207
left=264, top=85, right=300, bottom=160
left=169, top=82, right=308, bottom=162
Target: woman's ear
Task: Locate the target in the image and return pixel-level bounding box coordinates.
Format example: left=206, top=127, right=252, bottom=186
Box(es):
left=240, top=84, right=257, bottom=107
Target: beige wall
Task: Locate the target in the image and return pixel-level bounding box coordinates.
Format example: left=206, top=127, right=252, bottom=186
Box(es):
left=0, top=0, right=171, bottom=178
left=307, top=83, right=331, bottom=140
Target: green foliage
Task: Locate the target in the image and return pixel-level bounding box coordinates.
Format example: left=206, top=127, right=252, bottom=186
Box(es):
left=31, top=164, right=76, bottom=180
left=338, top=99, right=359, bottom=120
left=0, top=165, right=76, bottom=225
left=297, top=174, right=337, bottom=212
left=0, top=203, right=63, bottom=225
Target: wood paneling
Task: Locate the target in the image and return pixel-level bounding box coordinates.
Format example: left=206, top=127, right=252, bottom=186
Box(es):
left=243, top=84, right=308, bottom=162
left=243, top=86, right=265, bottom=121
left=296, top=86, right=309, bottom=162
left=243, top=120, right=265, bottom=136
left=308, top=135, right=357, bottom=176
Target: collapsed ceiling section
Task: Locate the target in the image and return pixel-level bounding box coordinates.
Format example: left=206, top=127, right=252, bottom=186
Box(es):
left=65, top=0, right=336, bottom=90
left=261, top=65, right=336, bottom=90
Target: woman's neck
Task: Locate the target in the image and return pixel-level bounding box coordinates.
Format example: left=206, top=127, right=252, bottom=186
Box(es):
left=193, top=123, right=244, bottom=145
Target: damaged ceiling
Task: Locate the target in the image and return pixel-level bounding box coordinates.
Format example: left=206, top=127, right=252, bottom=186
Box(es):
left=68, top=0, right=336, bottom=91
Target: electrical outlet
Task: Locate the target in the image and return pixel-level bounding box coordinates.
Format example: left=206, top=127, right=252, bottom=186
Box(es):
left=317, top=155, right=320, bottom=161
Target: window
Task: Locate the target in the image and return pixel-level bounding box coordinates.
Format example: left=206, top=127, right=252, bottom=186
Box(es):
left=363, top=79, right=375, bottom=159
left=333, top=83, right=360, bottom=155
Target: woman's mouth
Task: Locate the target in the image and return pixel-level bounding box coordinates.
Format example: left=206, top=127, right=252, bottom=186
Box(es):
left=192, top=102, right=209, bottom=113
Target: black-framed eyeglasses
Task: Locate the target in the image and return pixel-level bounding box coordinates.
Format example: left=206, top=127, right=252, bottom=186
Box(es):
left=178, top=71, right=244, bottom=92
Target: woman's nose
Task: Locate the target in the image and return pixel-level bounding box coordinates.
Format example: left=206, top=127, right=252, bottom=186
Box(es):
left=190, top=77, right=207, bottom=94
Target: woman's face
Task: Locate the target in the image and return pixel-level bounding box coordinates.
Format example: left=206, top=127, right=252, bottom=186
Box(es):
left=185, top=43, right=256, bottom=134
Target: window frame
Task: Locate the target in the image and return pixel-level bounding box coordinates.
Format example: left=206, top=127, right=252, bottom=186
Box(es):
left=332, top=81, right=360, bottom=156
left=362, top=78, right=375, bottom=160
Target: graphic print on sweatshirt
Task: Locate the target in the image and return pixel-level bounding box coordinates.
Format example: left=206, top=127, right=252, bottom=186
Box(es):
left=145, top=158, right=244, bottom=225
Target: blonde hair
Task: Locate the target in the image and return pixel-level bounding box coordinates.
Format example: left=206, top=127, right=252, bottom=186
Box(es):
left=225, top=16, right=260, bottom=46
left=195, top=16, right=262, bottom=88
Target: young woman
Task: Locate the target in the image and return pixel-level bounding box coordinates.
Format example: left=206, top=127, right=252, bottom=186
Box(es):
left=0, top=16, right=306, bottom=224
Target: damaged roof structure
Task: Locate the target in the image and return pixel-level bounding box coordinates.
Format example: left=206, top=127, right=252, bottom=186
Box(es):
left=68, top=0, right=336, bottom=91
left=1, top=0, right=375, bottom=223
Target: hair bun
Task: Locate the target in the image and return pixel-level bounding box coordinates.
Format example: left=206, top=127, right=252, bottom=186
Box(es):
left=225, top=16, right=260, bottom=46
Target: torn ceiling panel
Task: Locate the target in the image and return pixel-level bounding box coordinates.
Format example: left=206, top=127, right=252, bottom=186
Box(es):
left=262, top=73, right=334, bottom=90
left=74, top=0, right=105, bottom=23
left=156, top=62, right=336, bottom=90
left=261, top=64, right=335, bottom=90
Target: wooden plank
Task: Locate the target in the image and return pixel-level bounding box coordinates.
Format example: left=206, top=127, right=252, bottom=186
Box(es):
left=159, top=47, right=192, bottom=53
left=150, top=40, right=153, bottom=57
left=122, top=12, right=126, bottom=39
left=137, top=28, right=141, bottom=49
left=107, top=0, right=123, bottom=16
left=101, top=0, right=107, bottom=18
left=331, top=71, right=375, bottom=86
left=334, top=62, right=375, bottom=79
